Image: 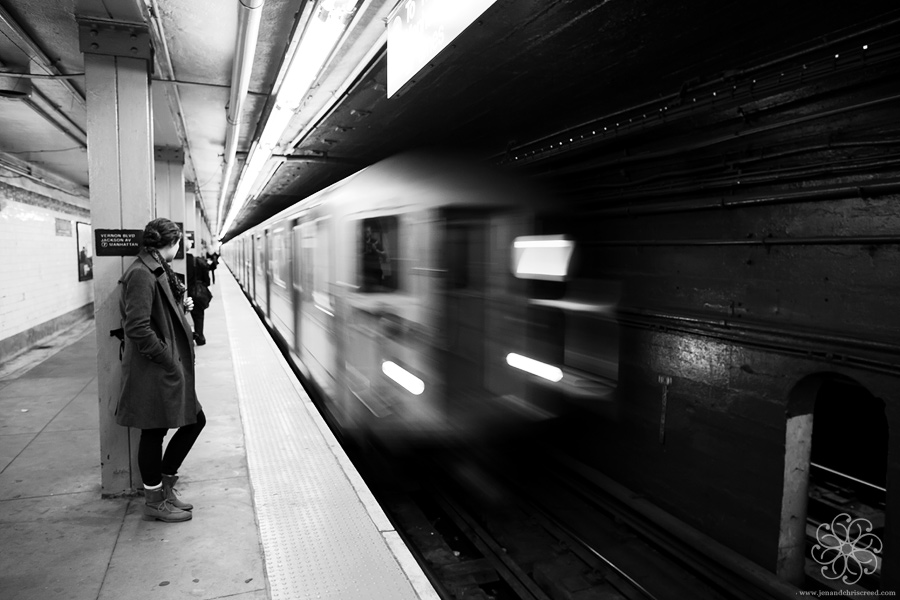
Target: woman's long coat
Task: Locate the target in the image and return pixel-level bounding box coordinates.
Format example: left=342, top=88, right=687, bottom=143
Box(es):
left=115, top=251, right=200, bottom=429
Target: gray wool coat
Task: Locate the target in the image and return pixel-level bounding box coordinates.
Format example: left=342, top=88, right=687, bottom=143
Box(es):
left=115, top=251, right=201, bottom=429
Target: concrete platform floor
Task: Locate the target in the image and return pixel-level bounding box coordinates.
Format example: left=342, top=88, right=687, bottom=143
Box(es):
left=0, top=297, right=266, bottom=599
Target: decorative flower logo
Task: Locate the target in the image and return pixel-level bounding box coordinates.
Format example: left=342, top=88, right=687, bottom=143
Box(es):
left=811, top=513, right=882, bottom=585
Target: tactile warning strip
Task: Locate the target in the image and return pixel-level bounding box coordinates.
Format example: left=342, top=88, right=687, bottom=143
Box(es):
left=220, top=271, right=436, bottom=600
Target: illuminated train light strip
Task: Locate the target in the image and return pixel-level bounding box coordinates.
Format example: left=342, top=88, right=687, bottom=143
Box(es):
left=382, top=361, right=425, bottom=395
left=506, top=353, right=563, bottom=382
left=314, top=303, right=334, bottom=317
left=513, top=239, right=571, bottom=248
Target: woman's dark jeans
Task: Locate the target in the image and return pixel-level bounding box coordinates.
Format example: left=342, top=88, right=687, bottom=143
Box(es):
left=138, top=410, right=206, bottom=486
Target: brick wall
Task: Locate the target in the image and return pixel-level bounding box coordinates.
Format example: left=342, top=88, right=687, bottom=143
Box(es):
left=0, top=180, right=93, bottom=348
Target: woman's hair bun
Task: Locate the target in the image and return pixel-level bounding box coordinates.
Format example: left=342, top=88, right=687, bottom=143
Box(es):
left=141, top=218, right=182, bottom=249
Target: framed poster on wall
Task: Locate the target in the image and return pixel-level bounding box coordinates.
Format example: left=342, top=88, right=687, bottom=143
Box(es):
left=76, top=222, right=93, bottom=281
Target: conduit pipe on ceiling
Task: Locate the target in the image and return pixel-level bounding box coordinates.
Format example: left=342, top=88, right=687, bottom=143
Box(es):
left=216, top=0, right=264, bottom=235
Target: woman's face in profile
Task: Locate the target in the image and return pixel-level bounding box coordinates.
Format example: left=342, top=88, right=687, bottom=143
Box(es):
left=160, top=239, right=181, bottom=262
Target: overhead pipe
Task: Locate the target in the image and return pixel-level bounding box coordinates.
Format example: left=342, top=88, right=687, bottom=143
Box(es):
left=498, top=32, right=900, bottom=167
left=572, top=156, right=900, bottom=204
left=216, top=0, right=264, bottom=235
left=587, top=235, right=900, bottom=247
left=614, top=306, right=900, bottom=376
left=585, top=181, right=900, bottom=217
left=0, top=156, right=88, bottom=196
left=154, top=78, right=266, bottom=95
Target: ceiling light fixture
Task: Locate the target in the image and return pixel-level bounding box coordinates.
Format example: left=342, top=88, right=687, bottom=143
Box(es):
left=219, top=0, right=361, bottom=238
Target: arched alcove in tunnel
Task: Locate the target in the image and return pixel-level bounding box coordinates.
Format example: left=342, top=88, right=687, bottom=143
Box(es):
left=778, top=372, right=887, bottom=589
left=810, top=376, right=887, bottom=503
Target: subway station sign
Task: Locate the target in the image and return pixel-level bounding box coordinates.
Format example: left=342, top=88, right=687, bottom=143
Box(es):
left=94, top=229, right=142, bottom=256
left=387, top=0, right=498, bottom=97
left=94, top=222, right=184, bottom=257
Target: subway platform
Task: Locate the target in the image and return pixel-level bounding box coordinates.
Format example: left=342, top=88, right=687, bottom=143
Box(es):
left=0, top=268, right=439, bottom=600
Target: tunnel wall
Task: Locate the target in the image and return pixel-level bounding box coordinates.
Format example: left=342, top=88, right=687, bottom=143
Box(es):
left=569, top=202, right=900, bottom=568
left=529, top=37, right=900, bottom=580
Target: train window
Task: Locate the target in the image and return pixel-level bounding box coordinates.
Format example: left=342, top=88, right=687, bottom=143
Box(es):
left=300, top=221, right=314, bottom=300
left=446, top=223, right=474, bottom=290
left=292, top=225, right=303, bottom=294
left=313, top=218, right=333, bottom=311
left=280, top=229, right=290, bottom=285
left=255, top=235, right=264, bottom=276
left=359, top=216, right=399, bottom=293
left=271, top=226, right=288, bottom=288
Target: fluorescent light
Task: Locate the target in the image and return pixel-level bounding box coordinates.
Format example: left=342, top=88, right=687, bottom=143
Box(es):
left=219, top=0, right=359, bottom=238
left=382, top=361, right=425, bottom=395
left=276, top=5, right=347, bottom=111
left=506, top=353, right=563, bottom=382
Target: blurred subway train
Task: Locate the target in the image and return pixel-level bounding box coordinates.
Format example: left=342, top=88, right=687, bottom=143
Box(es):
left=222, top=151, right=619, bottom=450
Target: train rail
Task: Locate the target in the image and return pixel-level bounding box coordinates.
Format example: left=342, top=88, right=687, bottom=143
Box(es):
left=357, top=444, right=802, bottom=600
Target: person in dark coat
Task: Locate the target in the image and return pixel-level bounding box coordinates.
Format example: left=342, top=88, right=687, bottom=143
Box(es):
left=187, top=247, right=211, bottom=345
left=116, top=218, right=206, bottom=523
left=204, top=242, right=219, bottom=285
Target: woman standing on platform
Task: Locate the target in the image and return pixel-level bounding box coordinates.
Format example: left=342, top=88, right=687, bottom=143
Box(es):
left=116, top=218, right=206, bottom=523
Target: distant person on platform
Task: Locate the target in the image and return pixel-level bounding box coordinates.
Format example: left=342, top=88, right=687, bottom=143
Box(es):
left=188, top=241, right=212, bottom=346
left=116, top=218, right=205, bottom=523
left=79, top=246, right=93, bottom=279
left=205, top=242, right=220, bottom=285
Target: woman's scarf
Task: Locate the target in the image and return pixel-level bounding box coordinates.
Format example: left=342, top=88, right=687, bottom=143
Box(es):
left=148, top=248, right=186, bottom=306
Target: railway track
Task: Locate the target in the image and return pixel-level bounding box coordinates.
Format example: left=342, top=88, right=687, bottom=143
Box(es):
left=359, top=444, right=802, bottom=600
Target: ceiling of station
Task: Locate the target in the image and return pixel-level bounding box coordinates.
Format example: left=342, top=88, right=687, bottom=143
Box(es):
left=0, top=0, right=897, bottom=239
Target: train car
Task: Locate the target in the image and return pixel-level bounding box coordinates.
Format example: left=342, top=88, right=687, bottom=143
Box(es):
left=223, top=151, right=615, bottom=449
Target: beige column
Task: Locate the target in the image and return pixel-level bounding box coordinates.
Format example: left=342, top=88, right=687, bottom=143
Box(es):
left=154, top=146, right=186, bottom=278
left=184, top=183, right=197, bottom=256
left=78, top=18, right=153, bottom=495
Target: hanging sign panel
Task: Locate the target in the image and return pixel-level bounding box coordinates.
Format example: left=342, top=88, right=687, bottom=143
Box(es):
left=387, top=0, right=498, bottom=97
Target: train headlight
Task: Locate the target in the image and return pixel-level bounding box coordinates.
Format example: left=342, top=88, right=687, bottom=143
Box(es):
left=511, top=236, right=574, bottom=281
left=382, top=361, right=425, bottom=395
left=506, top=353, right=563, bottom=382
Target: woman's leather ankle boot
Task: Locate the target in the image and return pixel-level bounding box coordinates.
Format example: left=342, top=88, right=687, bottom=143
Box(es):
left=143, top=487, right=192, bottom=522
left=161, top=474, right=193, bottom=511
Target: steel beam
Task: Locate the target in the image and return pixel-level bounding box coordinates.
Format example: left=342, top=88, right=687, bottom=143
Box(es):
left=0, top=5, right=87, bottom=109
left=0, top=5, right=89, bottom=148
